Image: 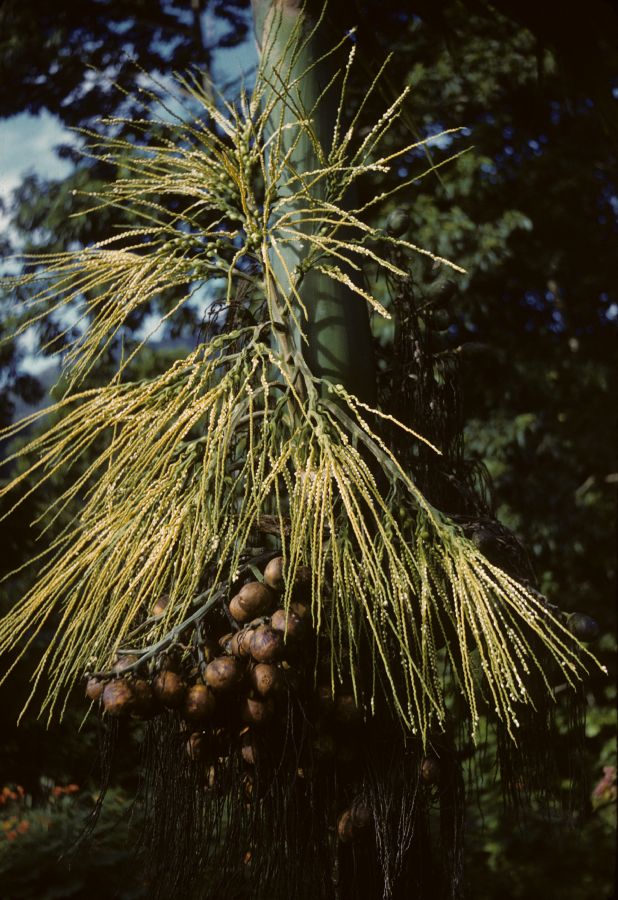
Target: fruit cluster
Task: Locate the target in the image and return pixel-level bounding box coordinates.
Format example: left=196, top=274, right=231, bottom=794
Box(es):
left=88, top=560, right=370, bottom=790
left=84, top=555, right=446, bottom=846
left=86, top=556, right=317, bottom=709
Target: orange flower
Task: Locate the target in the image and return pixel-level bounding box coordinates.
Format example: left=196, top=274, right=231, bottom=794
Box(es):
left=16, top=820, right=30, bottom=834
left=5, top=831, right=17, bottom=842
left=66, top=784, right=80, bottom=794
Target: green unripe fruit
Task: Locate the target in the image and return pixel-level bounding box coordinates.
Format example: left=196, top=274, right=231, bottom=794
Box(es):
left=567, top=613, right=600, bottom=641
left=386, top=208, right=410, bottom=237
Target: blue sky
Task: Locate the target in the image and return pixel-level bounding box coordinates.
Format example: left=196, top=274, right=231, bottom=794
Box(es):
left=0, top=111, right=74, bottom=230
left=0, top=10, right=256, bottom=379
left=0, top=7, right=254, bottom=228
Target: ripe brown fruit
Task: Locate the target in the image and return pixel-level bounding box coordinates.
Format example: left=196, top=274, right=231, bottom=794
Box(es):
left=205, top=656, right=244, bottom=692
left=241, top=696, right=275, bottom=726
left=111, top=654, right=139, bottom=674
left=151, top=593, right=170, bottom=617
left=263, top=556, right=285, bottom=592
left=152, top=670, right=186, bottom=708
left=184, top=684, right=216, bottom=723
left=85, top=678, right=104, bottom=702
left=337, top=810, right=355, bottom=843
left=249, top=625, right=284, bottom=663
left=270, top=607, right=306, bottom=640
left=236, top=582, right=275, bottom=619
left=249, top=663, right=282, bottom=697
left=228, top=595, right=251, bottom=623
left=102, top=679, right=134, bottom=717
left=229, top=629, right=253, bottom=657
left=241, top=733, right=257, bottom=765
left=294, top=565, right=312, bottom=586
left=290, top=600, right=311, bottom=621
left=420, top=757, right=440, bottom=785
left=218, top=632, right=234, bottom=650
left=201, top=638, right=221, bottom=663
left=186, top=732, right=207, bottom=761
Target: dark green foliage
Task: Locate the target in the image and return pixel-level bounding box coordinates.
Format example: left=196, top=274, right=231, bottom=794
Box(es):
left=0, top=0, right=249, bottom=127
left=0, top=785, right=146, bottom=899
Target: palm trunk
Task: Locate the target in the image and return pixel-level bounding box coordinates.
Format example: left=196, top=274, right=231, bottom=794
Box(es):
left=251, top=0, right=376, bottom=403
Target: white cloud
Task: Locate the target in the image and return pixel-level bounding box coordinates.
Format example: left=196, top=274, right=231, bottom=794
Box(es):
left=0, top=110, right=75, bottom=198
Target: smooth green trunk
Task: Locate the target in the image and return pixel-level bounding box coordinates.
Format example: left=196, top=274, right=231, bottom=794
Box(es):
left=251, top=0, right=376, bottom=403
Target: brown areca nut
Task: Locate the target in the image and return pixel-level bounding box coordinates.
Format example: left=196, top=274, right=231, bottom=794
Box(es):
left=249, top=663, right=282, bottom=697
left=270, top=607, right=306, bottom=640
left=420, top=757, right=440, bottom=785
left=228, top=629, right=253, bottom=657
left=249, top=625, right=284, bottom=663
left=236, top=581, right=275, bottom=619
left=186, top=732, right=207, bottom=761
left=151, top=593, right=170, bottom=617
left=240, top=733, right=258, bottom=765
left=111, top=654, right=139, bottom=674
left=85, top=678, right=104, bottom=702
left=228, top=595, right=251, bottom=623
left=218, top=632, right=234, bottom=651
left=102, top=679, right=135, bottom=717
left=337, top=810, right=355, bottom=843
left=183, top=684, right=216, bottom=723
left=205, top=656, right=244, bottom=692
left=152, top=670, right=186, bottom=708
left=240, top=696, right=275, bottom=726
left=290, top=600, right=311, bottom=621
left=263, top=556, right=285, bottom=592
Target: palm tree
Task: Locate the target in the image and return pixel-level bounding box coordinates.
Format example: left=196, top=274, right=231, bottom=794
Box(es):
left=0, top=2, right=601, bottom=897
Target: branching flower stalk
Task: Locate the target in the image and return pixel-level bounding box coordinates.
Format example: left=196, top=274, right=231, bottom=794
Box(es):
left=0, top=3, right=601, bottom=744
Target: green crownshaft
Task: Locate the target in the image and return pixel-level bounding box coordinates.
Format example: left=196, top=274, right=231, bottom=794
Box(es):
left=252, top=0, right=376, bottom=403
